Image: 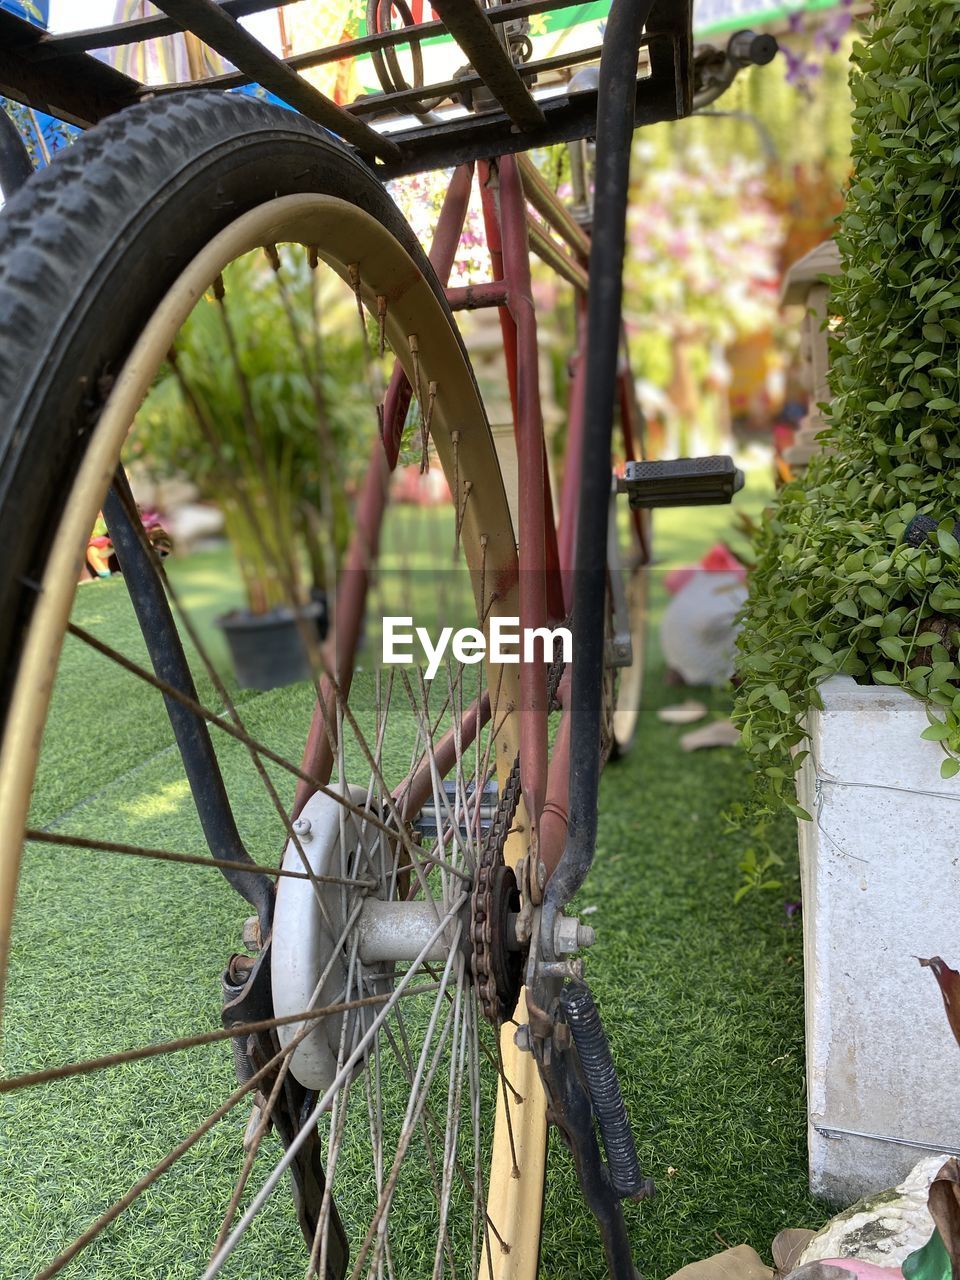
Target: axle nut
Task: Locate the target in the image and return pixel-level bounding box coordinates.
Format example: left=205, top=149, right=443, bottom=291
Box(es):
left=554, top=913, right=595, bottom=955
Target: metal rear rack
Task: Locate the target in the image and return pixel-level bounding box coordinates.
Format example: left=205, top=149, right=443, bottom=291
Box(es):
left=0, top=0, right=693, bottom=177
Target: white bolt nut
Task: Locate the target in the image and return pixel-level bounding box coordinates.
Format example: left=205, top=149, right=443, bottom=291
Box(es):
left=554, top=914, right=596, bottom=955
left=292, top=817, right=312, bottom=840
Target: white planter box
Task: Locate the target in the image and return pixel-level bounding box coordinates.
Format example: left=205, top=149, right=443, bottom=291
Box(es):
left=796, top=676, right=960, bottom=1203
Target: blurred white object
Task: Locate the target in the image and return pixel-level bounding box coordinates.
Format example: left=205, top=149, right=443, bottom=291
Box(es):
left=166, top=503, right=224, bottom=548
left=680, top=719, right=739, bottom=751
left=657, top=699, right=709, bottom=725
left=660, top=571, right=746, bottom=686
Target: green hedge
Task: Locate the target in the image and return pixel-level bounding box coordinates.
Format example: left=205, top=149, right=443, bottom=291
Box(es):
left=735, top=0, right=960, bottom=815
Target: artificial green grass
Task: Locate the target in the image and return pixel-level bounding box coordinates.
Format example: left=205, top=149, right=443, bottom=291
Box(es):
left=0, top=467, right=828, bottom=1279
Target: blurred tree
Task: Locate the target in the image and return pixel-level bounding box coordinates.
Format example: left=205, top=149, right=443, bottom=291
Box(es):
left=625, top=144, right=783, bottom=452
left=134, top=248, right=372, bottom=614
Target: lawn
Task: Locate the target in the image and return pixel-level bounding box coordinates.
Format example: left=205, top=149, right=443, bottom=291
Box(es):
left=0, top=466, right=828, bottom=1279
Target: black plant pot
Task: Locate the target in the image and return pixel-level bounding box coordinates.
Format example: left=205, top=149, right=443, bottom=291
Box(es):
left=217, top=594, right=328, bottom=691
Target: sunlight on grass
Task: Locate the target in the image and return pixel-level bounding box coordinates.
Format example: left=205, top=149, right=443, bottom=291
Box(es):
left=120, top=776, right=191, bottom=821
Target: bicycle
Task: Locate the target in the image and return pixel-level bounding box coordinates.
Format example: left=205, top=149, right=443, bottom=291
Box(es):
left=0, top=3, right=768, bottom=1277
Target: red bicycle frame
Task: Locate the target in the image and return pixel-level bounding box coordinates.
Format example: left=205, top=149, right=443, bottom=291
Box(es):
left=293, top=150, right=644, bottom=891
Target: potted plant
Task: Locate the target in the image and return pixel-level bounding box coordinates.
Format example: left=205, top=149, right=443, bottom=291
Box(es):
left=135, top=247, right=371, bottom=689
left=735, top=0, right=960, bottom=1203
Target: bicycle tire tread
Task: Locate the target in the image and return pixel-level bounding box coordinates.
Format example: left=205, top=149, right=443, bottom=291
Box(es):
left=0, top=91, right=438, bottom=717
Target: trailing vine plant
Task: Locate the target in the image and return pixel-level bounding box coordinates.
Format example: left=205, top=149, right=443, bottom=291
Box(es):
left=734, top=0, right=960, bottom=832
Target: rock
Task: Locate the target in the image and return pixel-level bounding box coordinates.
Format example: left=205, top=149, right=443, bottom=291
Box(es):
left=799, top=1155, right=952, bottom=1268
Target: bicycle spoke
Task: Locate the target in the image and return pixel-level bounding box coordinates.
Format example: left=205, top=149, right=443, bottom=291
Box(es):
left=382, top=1001, right=510, bottom=1265
left=58, top=617, right=412, bottom=852
left=349, top=938, right=462, bottom=1280
left=33, top=1001, right=338, bottom=1280
left=308, top=936, right=363, bottom=1280
left=379, top=1015, right=455, bottom=1279
left=204, top=894, right=467, bottom=1278
left=432, top=974, right=470, bottom=1280
left=23, top=828, right=373, bottom=887
left=0, top=985, right=440, bottom=1096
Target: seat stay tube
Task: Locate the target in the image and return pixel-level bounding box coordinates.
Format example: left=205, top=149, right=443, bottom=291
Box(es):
left=480, top=158, right=566, bottom=623
left=617, top=340, right=651, bottom=555
left=558, top=292, right=589, bottom=609
left=294, top=163, right=475, bottom=815
left=495, top=152, right=551, bottom=876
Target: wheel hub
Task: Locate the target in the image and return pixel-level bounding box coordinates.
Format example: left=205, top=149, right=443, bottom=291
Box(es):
left=271, top=786, right=388, bottom=1094
left=272, top=787, right=473, bottom=1094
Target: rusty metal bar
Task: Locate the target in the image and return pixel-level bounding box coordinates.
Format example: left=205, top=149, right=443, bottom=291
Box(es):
left=347, top=43, right=603, bottom=119
left=526, top=215, right=589, bottom=293
left=147, top=0, right=400, bottom=161
left=290, top=0, right=587, bottom=73
left=148, top=32, right=604, bottom=113
left=445, top=281, right=510, bottom=311
left=373, top=69, right=684, bottom=179
left=293, top=164, right=476, bottom=813
left=497, top=153, right=549, bottom=866
left=0, top=0, right=691, bottom=169
left=0, top=11, right=140, bottom=126
left=558, top=294, right=589, bottom=605
left=429, top=0, right=545, bottom=130
left=517, top=152, right=590, bottom=259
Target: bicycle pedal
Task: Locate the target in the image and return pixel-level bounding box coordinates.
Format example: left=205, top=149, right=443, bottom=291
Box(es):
left=618, top=455, right=744, bottom=509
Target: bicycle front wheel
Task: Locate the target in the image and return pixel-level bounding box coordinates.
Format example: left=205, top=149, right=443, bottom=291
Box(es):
left=0, top=91, right=545, bottom=1280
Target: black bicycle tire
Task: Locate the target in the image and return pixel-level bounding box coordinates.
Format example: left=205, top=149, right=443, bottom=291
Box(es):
left=0, top=90, right=456, bottom=720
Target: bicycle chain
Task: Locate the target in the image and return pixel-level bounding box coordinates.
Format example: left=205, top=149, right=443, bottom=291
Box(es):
left=471, top=640, right=568, bottom=1024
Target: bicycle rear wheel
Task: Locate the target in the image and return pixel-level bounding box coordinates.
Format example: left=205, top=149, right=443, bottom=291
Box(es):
left=0, top=92, right=545, bottom=1280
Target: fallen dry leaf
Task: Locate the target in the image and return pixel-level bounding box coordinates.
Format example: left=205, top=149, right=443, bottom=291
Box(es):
left=772, top=1229, right=817, bottom=1278
left=918, top=957, right=960, bottom=1050
left=928, top=1157, right=960, bottom=1280
left=665, top=1244, right=773, bottom=1280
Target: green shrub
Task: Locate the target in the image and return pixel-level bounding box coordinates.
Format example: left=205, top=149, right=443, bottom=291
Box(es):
left=134, top=248, right=373, bottom=614
left=735, top=0, right=960, bottom=816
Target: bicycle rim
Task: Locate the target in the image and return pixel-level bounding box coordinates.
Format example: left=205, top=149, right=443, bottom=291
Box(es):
left=0, top=188, right=546, bottom=1280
